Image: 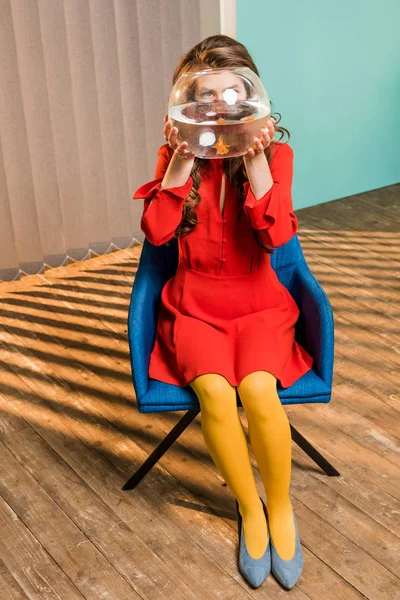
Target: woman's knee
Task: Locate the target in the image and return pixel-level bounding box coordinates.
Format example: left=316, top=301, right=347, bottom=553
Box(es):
left=237, top=371, right=282, bottom=419
left=189, top=373, right=238, bottom=421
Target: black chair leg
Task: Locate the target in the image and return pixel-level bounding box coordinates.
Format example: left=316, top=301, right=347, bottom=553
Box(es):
left=122, top=409, right=200, bottom=490
left=122, top=411, right=340, bottom=491
left=290, top=424, right=341, bottom=476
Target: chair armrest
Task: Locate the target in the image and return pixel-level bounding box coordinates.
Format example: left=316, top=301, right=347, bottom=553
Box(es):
left=293, top=264, right=335, bottom=390
left=127, top=262, right=165, bottom=401
left=127, top=238, right=179, bottom=402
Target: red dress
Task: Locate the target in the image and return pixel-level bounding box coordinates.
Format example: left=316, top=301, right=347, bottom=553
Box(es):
left=132, top=141, right=314, bottom=388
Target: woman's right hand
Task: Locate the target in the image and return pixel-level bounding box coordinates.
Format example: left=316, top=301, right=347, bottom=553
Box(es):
left=163, top=114, right=195, bottom=161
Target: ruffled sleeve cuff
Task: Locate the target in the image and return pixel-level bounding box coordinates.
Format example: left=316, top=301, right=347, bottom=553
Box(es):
left=132, top=175, right=193, bottom=201
left=242, top=179, right=298, bottom=247
left=132, top=174, right=193, bottom=246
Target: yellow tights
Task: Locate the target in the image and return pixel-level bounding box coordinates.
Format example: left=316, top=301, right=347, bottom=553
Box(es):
left=189, top=371, right=296, bottom=560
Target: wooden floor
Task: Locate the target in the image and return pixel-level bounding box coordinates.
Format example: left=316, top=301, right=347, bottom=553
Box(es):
left=0, top=183, right=399, bottom=599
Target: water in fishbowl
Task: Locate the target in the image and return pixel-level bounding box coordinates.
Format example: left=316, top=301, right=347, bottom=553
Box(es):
left=169, top=100, right=271, bottom=159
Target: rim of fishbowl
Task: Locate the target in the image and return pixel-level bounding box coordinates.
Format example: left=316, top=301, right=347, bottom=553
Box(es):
left=168, top=66, right=270, bottom=108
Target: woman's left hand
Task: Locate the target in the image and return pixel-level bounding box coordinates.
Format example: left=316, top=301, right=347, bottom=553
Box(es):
left=243, top=117, right=276, bottom=160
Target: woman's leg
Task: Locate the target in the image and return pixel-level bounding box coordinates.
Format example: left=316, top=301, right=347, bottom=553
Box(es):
left=237, top=370, right=296, bottom=560
left=189, top=373, right=269, bottom=558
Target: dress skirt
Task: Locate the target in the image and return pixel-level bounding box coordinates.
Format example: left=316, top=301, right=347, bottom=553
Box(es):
left=148, top=261, right=314, bottom=389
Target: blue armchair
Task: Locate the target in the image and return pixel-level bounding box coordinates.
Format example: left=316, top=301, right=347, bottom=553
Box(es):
left=124, top=234, right=339, bottom=490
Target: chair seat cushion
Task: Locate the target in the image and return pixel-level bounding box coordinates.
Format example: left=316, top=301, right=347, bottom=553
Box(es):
left=136, top=367, right=331, bottom=413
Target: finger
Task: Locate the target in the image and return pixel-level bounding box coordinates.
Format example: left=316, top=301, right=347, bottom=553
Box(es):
left=177, top=151, right=194, bottom=160
left=163, top=117, right=172, bottom=132
left=260, top=128, right=269, bottom=145
left=163, top=121, right=172, bottom=140
left=262, top=128, right=272, bottom=148
left=256, top=140, right=264, bottom=153
left=176, top=141, right=194, bottom=158
left=265, top=120, right=274, bottom=136
left=168, top=126, right=179, bottom=146
left=253, top=137, right=264, bottom=152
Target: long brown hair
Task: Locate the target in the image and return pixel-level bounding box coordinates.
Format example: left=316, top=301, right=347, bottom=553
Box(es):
left=171, top=35, right=291, bottom=254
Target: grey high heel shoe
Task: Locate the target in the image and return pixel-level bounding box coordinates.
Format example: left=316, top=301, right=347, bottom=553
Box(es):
left=265, top=505, right=303, bottom=590
left=235, top=497, right=271, bottom=588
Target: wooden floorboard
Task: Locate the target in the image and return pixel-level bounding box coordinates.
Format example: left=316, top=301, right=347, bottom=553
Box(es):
left=0, top=183, right=399, bottom=599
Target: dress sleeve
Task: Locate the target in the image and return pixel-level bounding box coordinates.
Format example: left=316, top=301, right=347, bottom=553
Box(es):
left=132, top=144, right=193, bottom=246
left=243, top=143, right=298, bottom=248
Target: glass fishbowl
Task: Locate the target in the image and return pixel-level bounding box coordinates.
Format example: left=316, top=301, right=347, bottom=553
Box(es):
left=167, top=66, right=271, bottom=159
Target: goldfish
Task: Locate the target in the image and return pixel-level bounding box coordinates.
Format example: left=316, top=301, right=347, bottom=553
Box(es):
left=216, top=117, right=225, bottom=124
left=240, top=115, right=254, bottom=122
left=212, top=135, right=231, bottom=155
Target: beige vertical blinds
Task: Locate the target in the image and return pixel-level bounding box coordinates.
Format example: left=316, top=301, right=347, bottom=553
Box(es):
left=0, top=0, right=221, bottom=281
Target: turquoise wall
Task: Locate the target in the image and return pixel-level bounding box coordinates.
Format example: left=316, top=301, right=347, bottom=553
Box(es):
left=236, top=0, right=400, bottom=209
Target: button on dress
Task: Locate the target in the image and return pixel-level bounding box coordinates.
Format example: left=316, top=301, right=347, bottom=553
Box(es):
left=132, top=141, right=314, bottom=388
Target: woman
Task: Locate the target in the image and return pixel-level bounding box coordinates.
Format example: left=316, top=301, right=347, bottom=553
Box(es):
left=133, top=34, right=313, bottom=590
